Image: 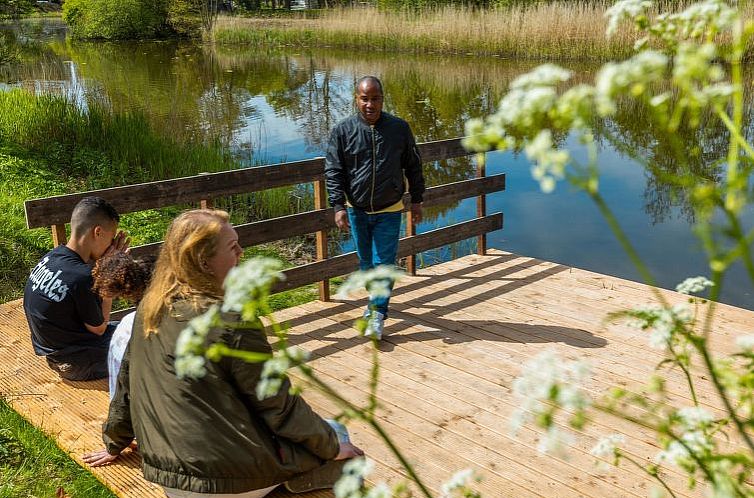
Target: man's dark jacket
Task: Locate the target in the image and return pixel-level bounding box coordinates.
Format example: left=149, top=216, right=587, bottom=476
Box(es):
left=103, top=298, right=339, bottom=494
left=325, top=112, right=425, bottom=213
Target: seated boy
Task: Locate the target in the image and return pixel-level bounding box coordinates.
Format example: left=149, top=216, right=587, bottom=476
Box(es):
left=23, top=196, right=129, bottom=381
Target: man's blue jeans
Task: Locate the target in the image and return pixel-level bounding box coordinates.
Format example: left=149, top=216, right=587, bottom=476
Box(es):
left=347, top=207, right=402, bottom=317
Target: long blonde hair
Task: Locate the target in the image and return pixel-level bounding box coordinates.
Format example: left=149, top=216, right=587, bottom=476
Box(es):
left=141, top=209, right=230, bottom=336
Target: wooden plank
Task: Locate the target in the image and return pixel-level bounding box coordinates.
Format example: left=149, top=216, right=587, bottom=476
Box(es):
left=24, top=158, right=325, bottom=228
left=417, top=137, right=468, bottom=163
left=274, top=214, right=503, bottom=292
left=405, top=210, right=416, bottom=276
left=476, top=157, right=486, bottom=256
left=127, top=175, right=506, bottom=260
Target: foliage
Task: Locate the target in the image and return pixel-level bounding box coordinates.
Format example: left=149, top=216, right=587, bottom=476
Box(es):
left=0, top=0, right=35, bottom=20
left=62, top=0, right=171, bottom=40
left=464, top=0, right=754, bottom=496
left=0, top=399, right=115, bottom=497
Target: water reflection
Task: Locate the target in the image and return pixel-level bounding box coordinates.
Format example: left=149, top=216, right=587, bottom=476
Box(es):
left=2, top=19, right=752, bottom=309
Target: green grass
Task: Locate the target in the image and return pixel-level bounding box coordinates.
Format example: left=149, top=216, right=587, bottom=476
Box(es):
left=0, top=399, right=115, bottom=498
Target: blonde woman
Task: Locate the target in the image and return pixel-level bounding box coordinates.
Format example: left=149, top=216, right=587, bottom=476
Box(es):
left=84, top=209, right=363, bottom=497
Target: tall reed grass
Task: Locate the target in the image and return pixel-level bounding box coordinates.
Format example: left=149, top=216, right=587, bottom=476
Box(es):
left=214, top=3, right=640, bottom=60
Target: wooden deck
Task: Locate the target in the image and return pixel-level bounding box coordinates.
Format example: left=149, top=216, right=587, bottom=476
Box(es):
left=1, top=249, right=750, bottom=497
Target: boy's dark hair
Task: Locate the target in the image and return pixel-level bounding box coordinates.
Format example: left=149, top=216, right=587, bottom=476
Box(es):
left=92, top=253, right=153, bottom=303
left=70, top=197, right=120, bottom=235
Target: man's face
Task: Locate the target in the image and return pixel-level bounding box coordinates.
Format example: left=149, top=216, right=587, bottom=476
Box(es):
left=356, top=81, right=383, bottom=125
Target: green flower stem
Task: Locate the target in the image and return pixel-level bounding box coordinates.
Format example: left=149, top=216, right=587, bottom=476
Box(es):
left=617, top=450, right=679, bottom=498
left=368, top=339, right=380, bottom=417
left=693, top=340, right=754, bottom=456
left=714, top=107, right=754, bottom=160
left=298, top=364, right=435, bottom=498
left=668, top=341, right=698, bottom=405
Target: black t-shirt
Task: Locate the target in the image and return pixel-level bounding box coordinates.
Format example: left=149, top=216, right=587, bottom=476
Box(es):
left=23, top=245, right=107, bottom=358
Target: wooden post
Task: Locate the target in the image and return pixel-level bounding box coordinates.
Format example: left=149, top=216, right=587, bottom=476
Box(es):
left=200, top=198, right=213, bottom=209
left=476, top=153, right=487, bottom=256
left=313, top=179, right=330, bottom=301
left=51, top=224, right=66, bottom=247
left=405, top=206, right=416, bottom=276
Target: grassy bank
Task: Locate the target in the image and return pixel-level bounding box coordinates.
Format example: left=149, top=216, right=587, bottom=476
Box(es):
left=213, top=3, right=641, bottom=60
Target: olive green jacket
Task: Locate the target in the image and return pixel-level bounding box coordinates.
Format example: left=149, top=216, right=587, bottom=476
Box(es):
left=103, top=299, right=339, bottom=494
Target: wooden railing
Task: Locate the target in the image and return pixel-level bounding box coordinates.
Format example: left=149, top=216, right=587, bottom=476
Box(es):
left=25, top=138, right=504, bottom=301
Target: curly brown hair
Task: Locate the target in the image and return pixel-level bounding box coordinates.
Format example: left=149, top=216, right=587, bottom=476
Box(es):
left=92, top=252, right=153, bottom=304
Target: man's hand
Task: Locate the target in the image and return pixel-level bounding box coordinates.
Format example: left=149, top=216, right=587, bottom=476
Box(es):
left=103, top=231, right=131, bottom=258
left=82, top=448, right=120, bottom=467
left=334, top=441, right=365, bottom=460
left=410, top=203, right=423, bottom=224
left=334, top=210, right=350, bottom=231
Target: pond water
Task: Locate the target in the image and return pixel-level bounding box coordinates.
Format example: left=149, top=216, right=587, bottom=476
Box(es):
left=3, top=19, right=753, bottom=311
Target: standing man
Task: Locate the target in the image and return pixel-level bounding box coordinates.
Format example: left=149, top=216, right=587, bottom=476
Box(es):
left=325, top=76, right=425, bottom=339
left=24, top=196, right=129, bottom=381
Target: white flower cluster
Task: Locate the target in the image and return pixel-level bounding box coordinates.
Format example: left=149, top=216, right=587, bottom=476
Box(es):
left=604, top=0, right=652, bottom=37
left=654, top=0, right=737, bottom=42
left=255, top=346, right=310, bottom=400
left=440, top=468, right=477, bottom=497
left=656, top=406, right=715, bottom=467
left=334, top=266, right=405, bottom=301
left=735, top=334, right=754, bottom=352
left=590, top=433, right=626, bottom=459
left=595, top=51, right=668, bottom=115
left=334, top=457, right=374, bottom=498
left=675, top=276, right=714, bottom=295
left=626, top=304, right=692, bottom=349
left=525, top=130, right=570, bottom=193
left=510, top=348, right=592, bottom=453
left=537, top=426, right=576, bottom=458
left=174, top=304, right=220, bottom=379
left=222, top=257, right=284, bottom=318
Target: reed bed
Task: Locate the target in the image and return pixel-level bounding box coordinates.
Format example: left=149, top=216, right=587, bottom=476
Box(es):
left=214, top=3, right=642, bottom=60
left=214, top=2, right=754, bottom=60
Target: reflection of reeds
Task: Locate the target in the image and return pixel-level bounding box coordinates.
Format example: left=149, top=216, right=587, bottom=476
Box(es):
left=216, top=4, right=640, bottom=60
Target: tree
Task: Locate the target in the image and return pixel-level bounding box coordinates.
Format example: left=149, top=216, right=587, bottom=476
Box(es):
left=0, top=0, right=35, bottom=20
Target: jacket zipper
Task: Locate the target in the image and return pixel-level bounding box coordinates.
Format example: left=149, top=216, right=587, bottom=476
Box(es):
left=370, top=124, right=376, bottom=213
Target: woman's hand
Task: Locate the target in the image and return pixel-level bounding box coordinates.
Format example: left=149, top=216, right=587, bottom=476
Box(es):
left=335, top=441, right=364, bottom=460
left=82, top=448, right=120, bottom=467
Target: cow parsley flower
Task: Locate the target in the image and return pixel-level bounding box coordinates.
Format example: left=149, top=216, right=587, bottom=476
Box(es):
left=334, top=266, right=405, bottom=301
left=675, top=276, right=714, bottom=295
left=256, top=352, right=291, bottom=400
left=440, top=468, right=476, bottom=497
left=174, top=304, right=220, bottom=379
left=605, top=0, right=652, bottom=37
left=510, top=64, right=572, bottom=90
left=735, top=334, right=754, bottom=352
left=537, top=426, right=575, bottom=458
left=222, top=257, right=284, bottom=317
left=677, top=406, right=714, bottom=430
left=525, top=130, right=570, bottom=194
left=365, top=483, right=391, bottom=498
left=334, top=457, right=374, bottom=498
left=590, top=433, right=626, bottom=459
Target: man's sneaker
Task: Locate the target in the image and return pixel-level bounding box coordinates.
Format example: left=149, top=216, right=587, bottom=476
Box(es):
left=364, top=311, right=385, bottom=340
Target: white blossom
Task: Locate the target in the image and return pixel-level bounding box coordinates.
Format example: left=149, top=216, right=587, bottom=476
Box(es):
left=334, top=457, right=374, bottom=498
left=626, top=303, right=692, bottom=350
left=256, top=352, right=291, bottom=400
left=510, top=64, right=572, bottom=90
left=604, top=0, right=653, bottom=37
left=365, top=483, right=392, bottom=498
left=735, top=334, right=754, bottom=352
left=590, top=433, right=626, bottom=458
left=222, top=257, right=284, bottom=315
left=537, top=426, right=575, bottom=458
left=671, top=0, right=737, bottom=39
left=175, top=355, right=207, bottom=380
left=675, top=277, right=715, bottom=294
left=334, top=266, right=405, bottom=301
left=525, top=130, right=571, bottom=194
left=510, top=349, right=592, bottom=434
left=595, top=51, right=668, bottom=105
left=677, top=406, right=714, bottom=430
left=440, top=468, right=475, bottom=497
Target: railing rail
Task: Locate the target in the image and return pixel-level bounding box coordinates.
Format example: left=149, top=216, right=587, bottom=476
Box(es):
left=25, top=137, right=505, bottom=302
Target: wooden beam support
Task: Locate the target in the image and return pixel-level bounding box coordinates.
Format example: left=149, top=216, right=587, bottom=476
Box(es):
left=313, top=180, right=330, bottom=302
left=51, top=224, right=66, bottom=247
